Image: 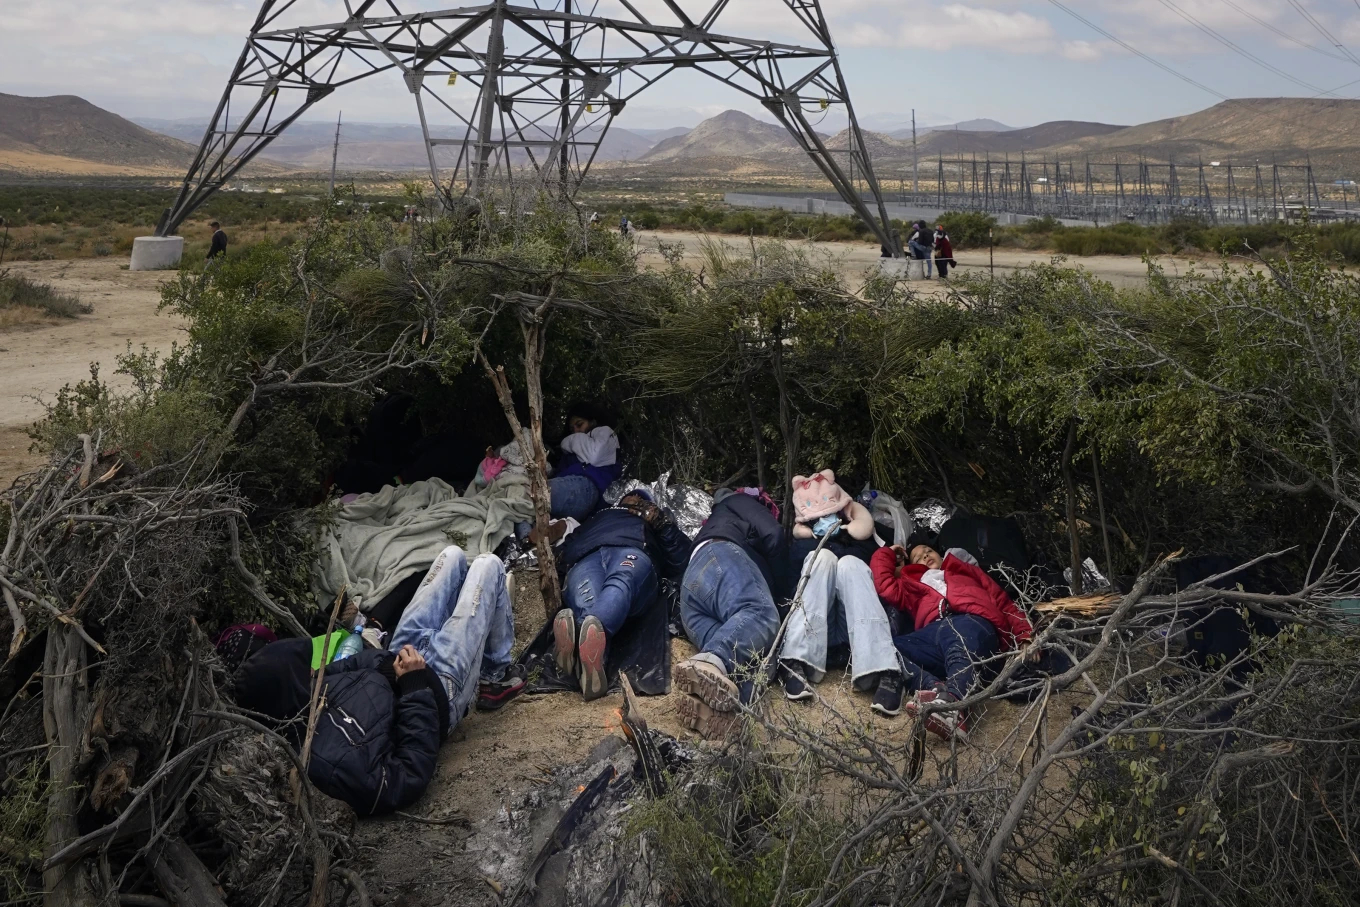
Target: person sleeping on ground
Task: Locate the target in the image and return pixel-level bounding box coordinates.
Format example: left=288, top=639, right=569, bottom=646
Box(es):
left=674, top=487, right=789, bottom=740
left=534, top=489, right=693, bottom=700
left=233, top=546, right=525, bottom=815
left=871, top=543, right=1035, bottom=741
left=548, top=403, right=622, bottom=521
left=779, top=470, right=906, bottom=717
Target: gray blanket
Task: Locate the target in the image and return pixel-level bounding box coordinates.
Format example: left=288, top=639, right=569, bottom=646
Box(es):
left=313, top=475, right=535, bottom=610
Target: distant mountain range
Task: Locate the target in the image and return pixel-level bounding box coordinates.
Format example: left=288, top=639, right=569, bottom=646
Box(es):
left=8, top=92, right=1360, bottom=180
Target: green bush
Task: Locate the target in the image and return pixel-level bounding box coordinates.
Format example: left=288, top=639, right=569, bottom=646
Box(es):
left=0, top=269, right=90, bottom=316
left=937, top=210, right=997, bottom=248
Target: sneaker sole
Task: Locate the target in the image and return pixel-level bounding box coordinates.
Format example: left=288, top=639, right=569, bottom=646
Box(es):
left=676, top=694, right=739, bottom=739
left=870, top=701, right=903, bottom=717
left=553, top=609, right=577, bottom=682
left=477, top=681, right=525, bottom=711
left=785, top=687, right=815, bottom=702
left=923, top=713, right=969, bottom=742
left=578, top=618, right=608, bottom=702
left=674, top=661, right=738, bottom=712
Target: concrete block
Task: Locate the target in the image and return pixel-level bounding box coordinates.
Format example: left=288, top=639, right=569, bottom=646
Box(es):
left=129, top=236, right=184, bottom=271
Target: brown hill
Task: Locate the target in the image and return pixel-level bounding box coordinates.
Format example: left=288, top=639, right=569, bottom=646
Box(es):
left=916, top=121, right=1125, bottom=157
left=1046, top=98, right=1360, bottom=166
left=0, top=93, right=196, bottom=172
left=639, top=109, right=821, bottom=162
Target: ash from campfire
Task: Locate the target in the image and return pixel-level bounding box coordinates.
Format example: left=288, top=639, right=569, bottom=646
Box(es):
left=473, top=730, right=694, bottom=907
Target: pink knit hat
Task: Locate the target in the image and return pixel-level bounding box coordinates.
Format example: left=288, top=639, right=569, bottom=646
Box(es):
left=791, top=469, right=851, bottom=523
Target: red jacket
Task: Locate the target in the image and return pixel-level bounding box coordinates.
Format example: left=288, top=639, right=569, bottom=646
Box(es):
left=934, top=235, right=954, bottom=260
left=871, top=547, right=1033, bottom=650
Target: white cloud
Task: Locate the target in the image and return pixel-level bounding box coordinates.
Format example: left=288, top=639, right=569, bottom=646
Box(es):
left=841, top=4, right=1055, bottom=50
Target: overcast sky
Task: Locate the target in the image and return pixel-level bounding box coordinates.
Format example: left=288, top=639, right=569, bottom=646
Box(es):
left=7, top=0, right=1360, bottom=131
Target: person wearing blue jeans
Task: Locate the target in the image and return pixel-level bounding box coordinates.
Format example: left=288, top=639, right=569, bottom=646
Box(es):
left=550, top=490, right=691, bottom=700
left=388, top=545, right=523, bottom=721
left=892, top=613, right=999, bottom=739
left=675, top=488, right=789, bottom=739
left=549, top=405, right=623, bottom=521
left=907, top=221, right=933, bottom=277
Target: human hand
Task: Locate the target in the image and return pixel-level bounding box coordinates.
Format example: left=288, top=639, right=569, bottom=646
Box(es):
left=1023, top=645, right=1043, bottom=664
left=393, top=645, right=426, bottom=678
left=891, top=544, right=908, bottom=564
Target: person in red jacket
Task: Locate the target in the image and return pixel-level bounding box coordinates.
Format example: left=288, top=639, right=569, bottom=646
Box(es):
left=932, top=226, right=955, bottom=279
left=871, top=543, right=1034, bottom=740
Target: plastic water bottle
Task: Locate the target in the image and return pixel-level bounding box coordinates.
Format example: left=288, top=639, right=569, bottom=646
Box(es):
left=332, top=615, right=366, bottom=661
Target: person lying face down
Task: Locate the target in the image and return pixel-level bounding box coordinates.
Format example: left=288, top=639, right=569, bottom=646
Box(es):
left=539, top=489, right=693, bottom=701
left=673, top=487, right=788, bottom=739
left=871, top=543, right=1035, bottom=741
left=233, top=546, right=524, bottom=815
left=779, top=469, right=907, bottom=718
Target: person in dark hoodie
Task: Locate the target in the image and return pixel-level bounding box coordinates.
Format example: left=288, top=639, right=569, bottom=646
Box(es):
left=233, top=546, right=523, bottom=815
left=674, top=487, right=789, bottom=739
left=546, top=489, right=693, bottom=700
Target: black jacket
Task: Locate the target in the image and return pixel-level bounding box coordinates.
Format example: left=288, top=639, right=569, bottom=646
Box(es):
left=693, top=494, right=792, bottom=599
left=558, top=505, right=693, bottom=580
left=233, top=639, right=445, bottom=816
left=207, top=229, right=228, bottom=259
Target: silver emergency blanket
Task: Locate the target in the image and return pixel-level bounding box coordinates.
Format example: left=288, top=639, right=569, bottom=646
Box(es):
left=1064, top=557, right=1114, bottom=595
left=604, top=471, right=713, bottom=539
left=910, top=498, right=956, bottom=535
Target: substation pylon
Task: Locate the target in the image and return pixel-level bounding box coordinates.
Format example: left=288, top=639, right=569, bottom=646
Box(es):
left=156, top=0, right=900, bottom=254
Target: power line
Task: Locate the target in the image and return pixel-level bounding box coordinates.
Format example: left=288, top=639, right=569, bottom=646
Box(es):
left=1285, top=0, right=1360, bottom=68
left=1156, top=0, right=1335, bottom=95
left=1044, top=0, right=1228, bottom=100
left=1218, top=0, right=1349, bottom=61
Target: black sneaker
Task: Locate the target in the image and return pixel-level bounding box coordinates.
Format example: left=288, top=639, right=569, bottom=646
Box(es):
left=870, top=672, right=904, bottom=717
left=477, top=664, right=527, bottom=711
left=782, top=663, right=814, bottom=702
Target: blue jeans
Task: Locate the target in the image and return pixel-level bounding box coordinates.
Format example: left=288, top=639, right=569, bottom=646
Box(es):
left=908, top=240, right=933, bottom=275
left=680, top=541, right=780, bottom=675
left=388, top=546, right=514, bottom=725
left=893, top=613, right=999, bottom=700
left=564, top=545, right=658, bottom=635
left=781, top=550, right=899, bottom=687
left=550, top=475, right=601, bottom=521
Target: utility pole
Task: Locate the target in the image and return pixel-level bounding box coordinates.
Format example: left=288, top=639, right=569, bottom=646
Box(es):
left=328, top=111, right=342, bottom=195
left=911, top=109, right=918, bottom=201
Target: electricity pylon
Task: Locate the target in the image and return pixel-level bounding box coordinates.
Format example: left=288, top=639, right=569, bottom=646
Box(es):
left=157, top=1, right=899, bottom=254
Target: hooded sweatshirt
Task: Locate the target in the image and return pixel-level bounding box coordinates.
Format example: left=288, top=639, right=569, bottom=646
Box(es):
left=557, top=426, right=623, bottom=493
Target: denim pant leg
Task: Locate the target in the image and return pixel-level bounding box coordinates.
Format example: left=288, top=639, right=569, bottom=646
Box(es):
left=893, top=620, right=950, bottom=695
left=780, top=549, right=835, bottom=681
left=549, top=475, right=600, bottom=520
left=389, top=546, right=469, bottom=655
left=564, top=546, right=657, bottom=635
left=936, top=614, right=1000, bottom=700
left=836, top=556, right=900, bottom=684
left=394, top=551, right=513, bottom=727
left=682, top=542, right=779, bottom=675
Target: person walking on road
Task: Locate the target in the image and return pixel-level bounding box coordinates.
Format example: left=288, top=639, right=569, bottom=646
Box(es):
left=207, top=221, right=228, bottom=261
left=933, top=225, right=955, bottom=279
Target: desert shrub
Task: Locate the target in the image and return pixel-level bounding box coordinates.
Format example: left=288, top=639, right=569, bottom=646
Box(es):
left=1051, top=222, right=1157, bottom=256
left=1019, top=214, right=1064, bottom=235
left=0, top=269, right=90, bottom=316
left=938, top=210, right=997, bottom=248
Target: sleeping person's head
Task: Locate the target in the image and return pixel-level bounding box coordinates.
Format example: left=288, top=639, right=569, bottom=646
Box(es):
left=910, top=545, right=944, bottom=570
left=565, top=401, right=605, bottom=434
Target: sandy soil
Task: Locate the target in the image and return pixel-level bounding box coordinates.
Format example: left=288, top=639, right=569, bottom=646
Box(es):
left=0, top=258, right=185, bottom=486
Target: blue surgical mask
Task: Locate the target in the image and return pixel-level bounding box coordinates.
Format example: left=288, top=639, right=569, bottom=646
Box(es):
left=812, top=514, right=841, bottom=537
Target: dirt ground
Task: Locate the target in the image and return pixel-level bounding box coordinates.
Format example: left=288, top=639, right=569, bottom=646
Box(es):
left=0, top=258, right=185, bottom=487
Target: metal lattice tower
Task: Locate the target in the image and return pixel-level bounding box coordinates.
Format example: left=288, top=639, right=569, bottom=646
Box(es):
left=157, top=0, right=899, bottom=253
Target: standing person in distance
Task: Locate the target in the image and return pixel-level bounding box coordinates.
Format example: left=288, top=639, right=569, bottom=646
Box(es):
left=907, top=220, right=933, bottom=278
left=207, top=221, right=228, bottom=261
left=933, top=225, right=955, bottom=279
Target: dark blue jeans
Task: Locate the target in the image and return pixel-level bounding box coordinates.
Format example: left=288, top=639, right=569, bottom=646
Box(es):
left=550, top=475, right=601, bottom=521
left=680, top=541, right=780, bottom=675
left=563, top=545, right=658, bottom=635
left=893, top=613, right=999, bottom=700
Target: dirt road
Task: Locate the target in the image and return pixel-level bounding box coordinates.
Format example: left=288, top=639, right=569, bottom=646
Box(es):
left=637, top=228, right=1211, bottom=289
left=0, top=258, right=185, bottom=486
